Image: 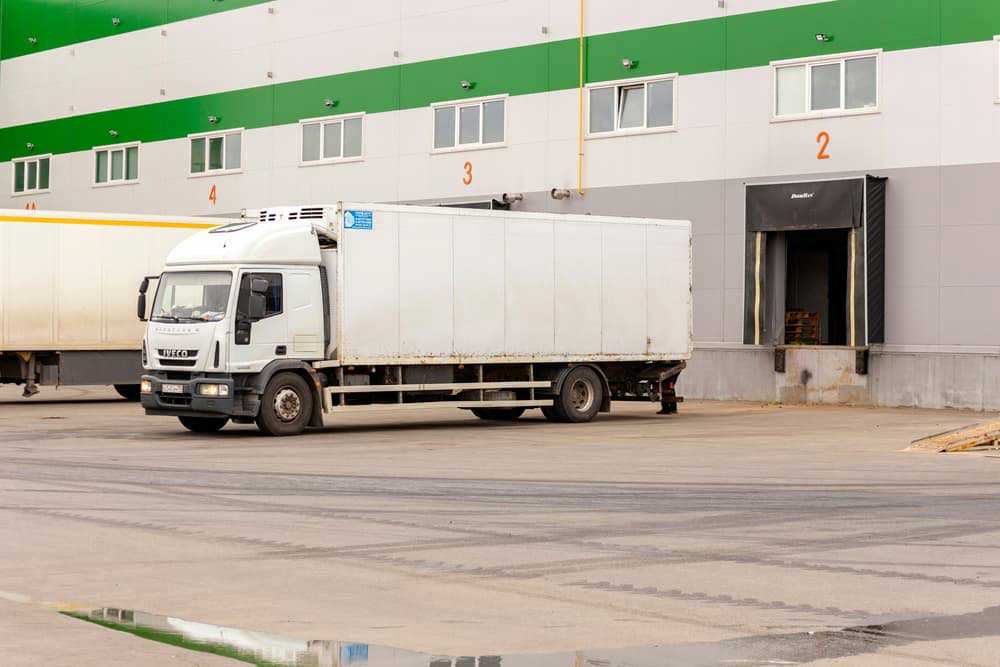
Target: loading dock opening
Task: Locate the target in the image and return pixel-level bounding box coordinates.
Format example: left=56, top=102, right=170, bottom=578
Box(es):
left=744, top=176, right=886, bottom=348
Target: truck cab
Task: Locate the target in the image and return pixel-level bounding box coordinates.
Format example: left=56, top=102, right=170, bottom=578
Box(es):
left=140, top=210, right=335, bottom=434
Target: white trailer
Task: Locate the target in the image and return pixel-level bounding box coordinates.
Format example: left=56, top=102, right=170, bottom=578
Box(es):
left=0, top=209, right=228, bottom=398
left=139, top=204, right=691, bottom=434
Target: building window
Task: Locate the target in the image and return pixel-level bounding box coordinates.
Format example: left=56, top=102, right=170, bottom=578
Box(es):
left=12, top=155, right=51, bottom=195
left=773, top=51, right=879, bottom=120
left=189, top=130, right=242, bottom=175
left=94, top=143, right=139, bottom=186
left=432, top=96, right=506, bottom=151
left=300, top=113, right=364, bottom=164
left=587, top=75, right=676, bottom=136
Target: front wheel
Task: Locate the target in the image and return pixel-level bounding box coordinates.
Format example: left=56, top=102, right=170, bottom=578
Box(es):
left=256, top=372, right=313, bottom=436
left=471, top=407, right=525, bottom=421
left=179, top=416, right=229, bottom=433
left=551, top=366, right=604, bottom=423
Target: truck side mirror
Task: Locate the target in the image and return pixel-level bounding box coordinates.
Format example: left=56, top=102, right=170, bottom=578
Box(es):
left=248, top=293, right=267, bottom=320
left=137, top=293, right=147, bottom=322
left=250, top=277, right=269, bottom=294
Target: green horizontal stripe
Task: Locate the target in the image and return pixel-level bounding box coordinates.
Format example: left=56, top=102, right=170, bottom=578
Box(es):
left=3, top=0, right=1000, bottom=163
left=1, top=0, right=274, bottom=60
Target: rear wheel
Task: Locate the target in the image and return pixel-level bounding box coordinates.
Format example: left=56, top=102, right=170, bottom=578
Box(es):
left=470, top=407, right=525, bottom=421
left=114, top=384, right=141, bottom=402
left=540, top=406, right=563, bottom=422
left=552, top=366, right=604, bottom=423
left=178, top=416, right=229, bottom=433
left=256, top=372, right=313, bottom=436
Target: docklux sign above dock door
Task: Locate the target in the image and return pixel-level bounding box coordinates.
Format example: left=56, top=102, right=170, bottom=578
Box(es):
left=743, top=176, right=886, bottom=348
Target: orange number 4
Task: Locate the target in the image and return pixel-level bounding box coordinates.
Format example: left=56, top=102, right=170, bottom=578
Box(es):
left=462, top=162, right=473, bottom=186
left=208, top=185, right=217, bottom=205
left=816, top=131, right=831, bottom=160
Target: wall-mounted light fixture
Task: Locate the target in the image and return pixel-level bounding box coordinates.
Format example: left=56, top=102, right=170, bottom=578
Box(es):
left=622, top=58, right=636, bottom=70
left=324, top=99, right=338, bottom=108
left=111, top=17, right=121, bottom=26
left=460, top=80, right=472, bottom=90
left=26, top=142, right=35, bottom=150
left=815, top=33, right=832, bottom=42
left=27, top=37, right=38, bottom=45
left=550, top=188, right=571, bottom=200
left=208, top=115, right=219, bottom=124
left=108, top=130, right=118, bottom=138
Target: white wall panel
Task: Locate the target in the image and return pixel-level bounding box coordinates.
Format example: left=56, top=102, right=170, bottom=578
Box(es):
left=553, top=222, right=602, bottom=353
left=453, top=216, right=505, bottom=355
left=505, top=218, right=554, bottom=355
left=398, top=213, right=454, bottom=356
left=274, top=0, right=401, bottom=42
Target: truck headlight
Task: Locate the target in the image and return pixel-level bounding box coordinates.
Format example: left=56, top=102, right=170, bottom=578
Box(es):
left=140, top=379, right=153, bottom=394
left=197, top=383, right=229, bottom=397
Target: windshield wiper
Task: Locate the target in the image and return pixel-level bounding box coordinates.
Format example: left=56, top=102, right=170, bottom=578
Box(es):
left=151, top=315, right=180, bottom=323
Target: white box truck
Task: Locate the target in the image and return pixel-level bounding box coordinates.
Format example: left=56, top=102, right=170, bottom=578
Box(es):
left=139, top=204, right=691, bottom=435
left=0, top=209, right=228, bottom=398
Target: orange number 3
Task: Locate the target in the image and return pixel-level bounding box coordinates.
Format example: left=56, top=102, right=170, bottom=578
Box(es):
left=817, top=131, right=831, bottom=160
left=462, top=162, right=473, bottom=186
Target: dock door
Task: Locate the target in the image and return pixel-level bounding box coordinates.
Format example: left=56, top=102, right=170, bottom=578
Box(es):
left=743, top=176, right=886, bottom=348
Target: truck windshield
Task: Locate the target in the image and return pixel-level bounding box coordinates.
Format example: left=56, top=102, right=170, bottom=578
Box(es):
left=151, top=271, right=233, bottom=323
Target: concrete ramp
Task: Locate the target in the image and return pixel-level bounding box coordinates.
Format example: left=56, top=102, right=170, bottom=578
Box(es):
left=908, top=420, right=1000, bottom=452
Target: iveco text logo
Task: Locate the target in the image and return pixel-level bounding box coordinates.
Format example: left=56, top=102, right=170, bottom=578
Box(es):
left=159, top=349, right=191, bottom=359
left=790, top=192, right=815, bottom=200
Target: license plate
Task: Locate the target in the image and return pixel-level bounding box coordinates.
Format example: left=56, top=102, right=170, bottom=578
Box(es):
left=161, top=384, right=184, bottom=394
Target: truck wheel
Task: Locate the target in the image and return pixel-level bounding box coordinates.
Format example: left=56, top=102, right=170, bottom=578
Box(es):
left=552, top=366, right=603, bottom=423
left=178, top=416, right=229, bottom=433
left=256, top=372, right=313, bottom=436
left=540, top=406, right=563, bottom=422
left=114, top=384, right=141, bottom=402
left=471, top=408, right=525, bottom=421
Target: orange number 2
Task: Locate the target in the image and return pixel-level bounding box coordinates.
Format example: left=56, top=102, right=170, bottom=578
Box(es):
left=462, top=161, right=473, bottom=186
left=208, top=185, right=217, bottom=205
left=816, top=131, right=831, bottom=160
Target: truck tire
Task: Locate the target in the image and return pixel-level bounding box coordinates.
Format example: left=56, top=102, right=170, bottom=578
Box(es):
left=552, top=366, right=603, bottom=423
left=178, top=416, right=229, bottom=433
left=256, top=372, right=313, bottom=436
left=471, top=408, right=525, bottom=421
left=114, top=384, right=142, bottom=402
left=540, top=406, right=563, bottom=422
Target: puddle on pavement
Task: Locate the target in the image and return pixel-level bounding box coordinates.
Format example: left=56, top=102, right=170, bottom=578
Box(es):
left=64, top=605, right=1000, bottom=666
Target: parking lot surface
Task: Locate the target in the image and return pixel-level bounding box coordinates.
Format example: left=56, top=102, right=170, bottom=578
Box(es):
left=2, top=386, right=999, bottom=665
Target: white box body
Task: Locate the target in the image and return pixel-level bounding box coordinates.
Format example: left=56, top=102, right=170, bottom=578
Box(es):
left=0, top=210, right=219, bottom=352
left=335, top=204, right=692, bottom=365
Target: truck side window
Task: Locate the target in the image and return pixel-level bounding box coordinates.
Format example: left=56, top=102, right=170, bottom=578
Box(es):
left=237, top=273, right=283, bottom=321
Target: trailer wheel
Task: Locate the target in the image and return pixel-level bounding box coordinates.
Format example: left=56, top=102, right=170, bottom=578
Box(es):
left=178, top=416, right=229, bottom=433
left=114, top=384, right=141, bottom=402
left=552, top=366, right=603, bottom=423
left=471, top=408, right=525, bottom=421
left=256, top=372, right=313, bottom=436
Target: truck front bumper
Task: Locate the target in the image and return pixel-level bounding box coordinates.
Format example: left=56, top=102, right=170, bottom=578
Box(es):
left=140, top=373, right=238, bottom=418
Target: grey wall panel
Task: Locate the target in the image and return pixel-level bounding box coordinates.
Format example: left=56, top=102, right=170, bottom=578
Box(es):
left=692, top=288, right=724, bottom=341
left=885, top=225, right=939, bottom=287
left=940, top=163, right=1000, bottom=226
left=940, top=225, right=1000, bottom=286
left=692, top=234, right=725, bottom=290
left=939, top=286, right=1000, bottom=346
left=884, top=286, right=940, bottom=346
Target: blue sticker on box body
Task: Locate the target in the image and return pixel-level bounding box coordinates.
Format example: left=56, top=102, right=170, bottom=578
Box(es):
left=344, top=210, right=373, bottom=230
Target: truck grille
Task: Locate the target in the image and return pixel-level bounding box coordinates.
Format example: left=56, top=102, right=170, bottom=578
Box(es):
left=159, top=395, right=192, bottom=407
left=159, top=358, right=197, bottom=367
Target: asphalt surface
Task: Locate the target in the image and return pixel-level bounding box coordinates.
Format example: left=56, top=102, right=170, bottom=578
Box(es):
left=1, top=386, right=999, bottom=665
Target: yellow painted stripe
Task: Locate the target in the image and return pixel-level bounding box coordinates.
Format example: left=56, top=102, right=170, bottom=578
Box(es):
left=0, top=215, right=217, bottom=230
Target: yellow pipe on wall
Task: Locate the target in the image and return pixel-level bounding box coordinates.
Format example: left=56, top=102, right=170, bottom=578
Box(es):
left=577, top=0, right=585, bottom=196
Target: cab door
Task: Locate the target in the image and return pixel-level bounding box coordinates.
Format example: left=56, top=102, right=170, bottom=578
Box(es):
left=229, top=271, right=288, bottom=372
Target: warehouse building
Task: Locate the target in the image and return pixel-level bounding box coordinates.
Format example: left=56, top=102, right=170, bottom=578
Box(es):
left=1, top=0, right=998, bottom=409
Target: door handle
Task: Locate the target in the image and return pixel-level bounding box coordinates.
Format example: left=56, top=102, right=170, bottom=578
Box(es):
left=275, top=345, right=287, bottom=355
